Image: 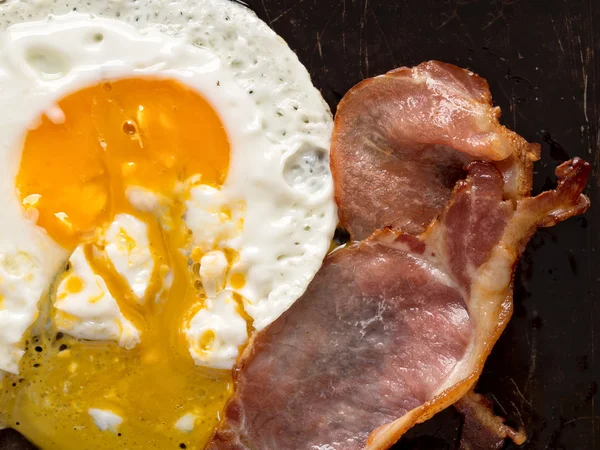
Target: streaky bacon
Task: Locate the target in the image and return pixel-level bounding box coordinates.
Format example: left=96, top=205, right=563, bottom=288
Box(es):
left=330, top=61, right=540, bottom=241
left=208, top=158, right=590, bottom=449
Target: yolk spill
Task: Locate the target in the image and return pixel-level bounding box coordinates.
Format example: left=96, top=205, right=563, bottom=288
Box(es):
left=2, top=78, right=235, bottom=449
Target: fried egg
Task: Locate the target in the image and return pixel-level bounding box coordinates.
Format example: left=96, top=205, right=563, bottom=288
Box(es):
left=0, top=1, right=335, bottom=449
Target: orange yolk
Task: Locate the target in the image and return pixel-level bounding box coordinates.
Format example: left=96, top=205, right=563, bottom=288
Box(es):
left=17, top=77, right=229, bottom=249
left=1, top=78, right=239, bottom=450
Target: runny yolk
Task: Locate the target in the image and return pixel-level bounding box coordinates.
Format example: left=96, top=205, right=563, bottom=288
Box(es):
left=2, top=78, right=237, bottom=450
left=17, top=78, right=229, bottom=249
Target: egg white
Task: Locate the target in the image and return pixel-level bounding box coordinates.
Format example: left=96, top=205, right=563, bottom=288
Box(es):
left=0, top=0, right=335, bottom=373
left=88, top=408, right=123, bottom=434
left=103, top=214, right=154, bottom=303
left=54, top=245, right=141, bottom=349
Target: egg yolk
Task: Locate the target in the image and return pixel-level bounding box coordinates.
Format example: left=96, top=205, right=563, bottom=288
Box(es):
left=17, top=78, right=229, bottom=249
left=2, top=78, right=238, bottom=449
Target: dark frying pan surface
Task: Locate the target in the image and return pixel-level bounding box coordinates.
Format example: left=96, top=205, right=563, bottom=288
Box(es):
left=1, top=0, right=598, bottom=448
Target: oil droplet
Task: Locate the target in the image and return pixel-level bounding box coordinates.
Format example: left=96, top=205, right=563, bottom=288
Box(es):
left=122, top=120, right=137, bottom=135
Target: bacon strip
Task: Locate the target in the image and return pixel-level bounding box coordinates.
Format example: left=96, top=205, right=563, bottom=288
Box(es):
left=330, top=61, right=540, bottom=241
left=208, top=158, right=590, bottom=449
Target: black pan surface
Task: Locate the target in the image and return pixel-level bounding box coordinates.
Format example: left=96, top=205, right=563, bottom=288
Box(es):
left=1, top=0, right=598, bottom=448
